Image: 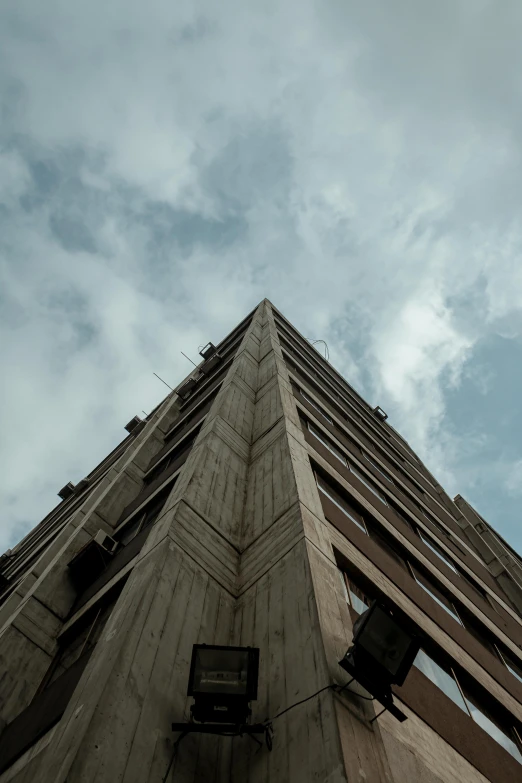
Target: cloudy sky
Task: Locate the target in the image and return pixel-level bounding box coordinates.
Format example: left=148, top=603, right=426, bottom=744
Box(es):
left=2, top=1, right=522, bottom=555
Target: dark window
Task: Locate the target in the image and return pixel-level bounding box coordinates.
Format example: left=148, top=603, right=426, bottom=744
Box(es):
left=417, top=505, right=450, bottom=538
left=457, top=608, right=496, bottom=655
left=417, top=529, right=458, bottom=573
left=460, top=686, right=522, bottom=763
left=337, top=563, right=522, bottom=765
left=298, top=386, right=334, bottom=423
left=315, top=473, right=367, bottom=534
left=389, top=501, right=415, bottom=530
left=115, top=486, right=171, bottom=545
left=369, top=526, right=407, bottom=568
left=145, top=434, right=196, bottom=485
left=457, top=568, right=487, bottom=601
left=413, top=648, right=468, bottom=711
left=496, top=647, right=522, bottom=686
left=42, top=591, right=119, bottom=688
left=362, top=452, right=394, bottom=484
left=339, top=570, right=370, bottom=615
left=307, top=420, right=348, bottom=466
left=348, top=463, right=388, bottom=506
left=409, top=566, right=463, bottom=625
left=0, top=590, right=121, bottom=774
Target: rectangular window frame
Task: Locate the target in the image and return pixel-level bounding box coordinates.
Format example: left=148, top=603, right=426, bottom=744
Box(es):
left=496, top=646, right=522, bottom=686
left=362, top=451, right=394, bottom=484
left=349, top=464, right=389, bottom=506
left=410, top=567, right=463, bottom=626
left=339, top=571, right=370, bottom=615
left=299, top=387, right=334, bottom=424
left=417, top=529, right=458, bottom=573
left=307, top=421, right=347, bottom=466
left=337, top=562, right=522, bottom=766
left=316, top=473, right=367, bottom=534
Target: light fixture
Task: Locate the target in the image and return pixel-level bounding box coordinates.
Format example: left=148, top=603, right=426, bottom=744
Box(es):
left=373, top=406, right=388, bottom=421
left=177, top=377, right=198, bottom=401
left=58, top=482, right=76, bottom=500
left=199, top=353, right=222, bottom=376
left=339, top=602, right=419, bottom=722
left=124, top=415, right=143, bottom=433
left=199, top=342, right=217, bottom=360
left=187, top=644, right=259, bottom=725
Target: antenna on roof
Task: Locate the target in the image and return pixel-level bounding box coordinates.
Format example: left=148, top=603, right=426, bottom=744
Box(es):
left=306, top=338, right=330, bottom=361
left=153, top=373, right=174, bottom=391
left=181, top=351, right=198, bottom=367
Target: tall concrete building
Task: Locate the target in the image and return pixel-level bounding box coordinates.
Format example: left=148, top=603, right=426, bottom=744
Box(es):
left=0, top=299, right=522, bottom=783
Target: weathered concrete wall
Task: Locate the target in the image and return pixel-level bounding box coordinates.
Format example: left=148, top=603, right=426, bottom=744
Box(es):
left=1, top=299, right=508, bottom=783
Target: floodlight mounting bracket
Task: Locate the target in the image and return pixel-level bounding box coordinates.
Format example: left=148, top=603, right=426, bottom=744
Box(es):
left=171, top=722, right=266, bottom=736
left=338, top=652, right=407, bottom=723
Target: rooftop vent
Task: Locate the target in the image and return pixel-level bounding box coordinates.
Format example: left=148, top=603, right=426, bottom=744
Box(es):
left=177, top=377, right=198, bottom=401
left=199, top=343, right=217, bottom=361
left=199, top=353, right=222, bottom=376
left=125, top=415, right=143, bottom=433
left=373, top=406, right=388, bottom=422
left=75, top=478, right=90, bottom=493
left=58, top=482, right=75, bottom=500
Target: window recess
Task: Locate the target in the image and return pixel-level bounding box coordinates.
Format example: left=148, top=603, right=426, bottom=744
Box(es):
left=410, top=566, right=463, bottom=626
left=307, top=420, right=347, bottom=466
left=337, top=564, right=522, bottom=765
left=417, top=529, right=458, bottom=573
left=70, top=486, right=172, bottom=613
left=297, top=386, right=334, bottom=423
left=67, top=531, right=118, bottom=592
left=348, top=464, right=389, bottom=506
left=362, top=451, right=394, bottom=484
left=316, top=473, right=367, bottom=534
left=0, top=589, right=121, bottom=775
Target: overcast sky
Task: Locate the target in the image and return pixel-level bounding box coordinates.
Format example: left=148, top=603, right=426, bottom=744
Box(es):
left=2, top=1, right=522, bottom=555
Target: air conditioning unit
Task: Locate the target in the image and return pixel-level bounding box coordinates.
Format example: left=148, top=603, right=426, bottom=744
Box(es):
left=124, top=415, right=143, bottom=433
left=199, top=342, right=217, bottom=361
left=373, top=406, right=388, bottom=422
left=93, top=530, right=119, bottom=555
left=199, top=353, right=222, bottom=376
left=177, top=377, right=198, bottom=401
left=67, top=530, right=118, bottom=591
left=75, top=479, right=90, bottom=493
left=58, top=482, right=75, bottom=500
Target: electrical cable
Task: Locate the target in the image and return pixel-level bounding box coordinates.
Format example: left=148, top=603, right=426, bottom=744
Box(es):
left=161, top=731, right=188, bottom=783
left=266, top=678, right=374, bottom=726
left=334, top=682, right=374, bottom=700
left=163, top=678, right=374, bottom=776
left=267, top=683, right=334, bottom=723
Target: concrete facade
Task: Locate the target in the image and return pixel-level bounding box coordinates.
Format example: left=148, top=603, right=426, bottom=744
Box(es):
left=0, top=299, right=521, bottom=782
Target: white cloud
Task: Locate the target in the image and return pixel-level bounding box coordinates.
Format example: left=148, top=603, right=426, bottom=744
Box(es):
left=2, top=0, right=522, bottom=550
left=504, top=460, right=522, bottom=498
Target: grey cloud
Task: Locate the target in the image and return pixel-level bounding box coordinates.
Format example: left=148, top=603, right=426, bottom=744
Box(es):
left=2, top=0, right=522, bottom=552
left=139, top=201, right=247, bottom=257
left=49, top=214, right=97, bottom=254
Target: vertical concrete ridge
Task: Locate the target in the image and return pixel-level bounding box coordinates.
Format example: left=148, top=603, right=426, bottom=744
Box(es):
left=29, top=302, right=267, bottom=783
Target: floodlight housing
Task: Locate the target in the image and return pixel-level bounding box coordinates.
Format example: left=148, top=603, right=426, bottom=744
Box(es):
left=199, top=343, right=217, bottom=360
left=339, top=602, right=419, bottom=722
left=187, top=644, right=259, bottom=725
